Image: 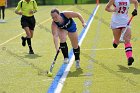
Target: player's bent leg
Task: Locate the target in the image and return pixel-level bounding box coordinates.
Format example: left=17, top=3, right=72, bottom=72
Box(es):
left=68, top=32, right=80, bottom=68
left=123, top=28, right=131, bottom=43
left=124, top=42, right=134, bottom=66
left=113, top=40, right=118, bottom=48
left=124, top=29, right=134, bottom=66
left=73, top=46, right=80, bottom=69
left=68, top=32, right=78, bottom=48
left=21, top=27, right=30, bottom=47
left=112, top=29, right=121, bottom=48
left=27, top=38, right=34, bottom=54
left=21, top=36, right=27, bottom=46
left=24, top=27, right=34, bottom=54
left=60, top=42, right=69, bottom=64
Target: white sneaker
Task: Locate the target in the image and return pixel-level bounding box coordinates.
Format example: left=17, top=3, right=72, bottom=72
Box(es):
left=0, top=20, right=6, bottom=23
left=1, top=20, right=6, bottom=23
left=0, top=19, right=2, bottom=22
left=75, top=60, right=80, bottom=69
left=63, top=58, right=69, bottom=64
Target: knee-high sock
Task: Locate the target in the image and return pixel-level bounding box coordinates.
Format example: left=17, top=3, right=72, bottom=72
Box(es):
left=73, top=46, right=80, bottom=60
left=27, top=38, right=33, bottom=51
left=124, top=43, right=132, bottom=59
left=113, top=40, right=117, bottom=44
left=0, top=10, right=1, bottom=19
left=2, top=7, right=5, bottom=19
left=60, top=42, right=69, bottom=59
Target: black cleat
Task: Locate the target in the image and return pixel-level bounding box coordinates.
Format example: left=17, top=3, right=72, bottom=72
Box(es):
left=21, top=36, right=26, bottom=46
left=128, top=57, right=134, bottom=66
left=29, top=50, right=34, bottom=54
left=113, top=43, right=118, bottom=48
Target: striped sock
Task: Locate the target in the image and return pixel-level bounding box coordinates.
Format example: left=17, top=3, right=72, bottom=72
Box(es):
left=124, top=43, right=132, bottom=59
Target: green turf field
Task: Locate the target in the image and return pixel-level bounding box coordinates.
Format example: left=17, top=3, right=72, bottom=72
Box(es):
left=0, top=4, right=140, bottom=93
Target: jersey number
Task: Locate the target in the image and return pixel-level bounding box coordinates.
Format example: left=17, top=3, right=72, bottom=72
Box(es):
left=118, top=7, right=126, bottom=14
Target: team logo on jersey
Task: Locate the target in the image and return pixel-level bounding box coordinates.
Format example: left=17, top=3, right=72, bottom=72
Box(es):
left=60, top=20, right=71, bottom=29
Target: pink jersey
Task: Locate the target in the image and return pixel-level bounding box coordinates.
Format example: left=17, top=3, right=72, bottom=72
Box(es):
left=111, top=0, right=130, bottom=29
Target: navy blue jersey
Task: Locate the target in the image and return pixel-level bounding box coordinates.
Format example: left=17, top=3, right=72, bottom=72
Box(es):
left=54, top=13, right=77, bottom=32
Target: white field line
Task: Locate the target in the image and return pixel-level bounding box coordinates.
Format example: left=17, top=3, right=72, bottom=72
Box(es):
left=81, top=48, right=124, bottom=51
left=54, top=5, right=100, bottom=93
left=0, top=18, right=51, bottom=46
left=81, top=47, right=138, bottom=51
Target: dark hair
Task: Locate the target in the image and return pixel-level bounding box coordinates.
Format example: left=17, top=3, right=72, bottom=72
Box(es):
left=51, top=8, right=60, bottom=14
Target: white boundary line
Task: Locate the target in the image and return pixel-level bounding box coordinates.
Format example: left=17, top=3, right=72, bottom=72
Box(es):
left=81, top=48, right=138, bottom=51
left=54, top=5, right=100, bottom=93
left=81, top=48, right=124, bottom=51
left=0, top=18, right=51, bottom=46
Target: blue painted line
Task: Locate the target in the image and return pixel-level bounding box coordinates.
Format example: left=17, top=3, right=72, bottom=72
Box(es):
left=78, top=7, right=96, bottom=43
left=47, top=5, right=98, bottom=93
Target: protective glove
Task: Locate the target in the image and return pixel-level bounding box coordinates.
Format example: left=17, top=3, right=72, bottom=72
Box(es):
left=132, top=9, right=137, bottom=16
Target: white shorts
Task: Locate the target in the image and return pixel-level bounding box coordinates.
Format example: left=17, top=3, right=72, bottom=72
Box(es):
left=110, top=21, right=127, bottom=29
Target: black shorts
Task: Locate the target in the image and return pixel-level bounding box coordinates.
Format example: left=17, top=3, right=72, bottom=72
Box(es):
left=0, top=6, right=5, bottom=10
left=21, top=15, right=36, bottom=30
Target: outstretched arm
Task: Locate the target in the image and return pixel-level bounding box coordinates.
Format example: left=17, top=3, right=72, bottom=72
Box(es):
left=63, top=11, right=86, bottom=27
left=130, top=0, right=138, bottom=10
left=105, top=0, right=116, bottom=12
left=51, top=21, right=59, bottom=51
left=130, top=0, right=138, bottom=16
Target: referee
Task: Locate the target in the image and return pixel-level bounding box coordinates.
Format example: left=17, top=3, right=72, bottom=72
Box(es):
left=15, top=0, right=38, bottom=54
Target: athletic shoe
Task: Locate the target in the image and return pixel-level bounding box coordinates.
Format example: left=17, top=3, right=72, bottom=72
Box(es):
left=29, top=50, right=34, bottom=54
left=21, top=36, right=26, bottom=46
left=75, top=60, right=80, bottom=69
left=128, top=57, right=134, bottom=66
left=0, top=19, right=2, bottom=22
left=63, top=58, right=69, bottom=64
left=113, top=43, right=118, bottom=48
left=1, top=20, right=6, bottom=23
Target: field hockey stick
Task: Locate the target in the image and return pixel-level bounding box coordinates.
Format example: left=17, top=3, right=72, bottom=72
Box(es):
left=119, top=16, right=134, bottom=43
left=47, top=47, right=61, bottom=75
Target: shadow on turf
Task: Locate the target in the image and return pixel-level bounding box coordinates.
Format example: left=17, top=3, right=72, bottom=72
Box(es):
left=67, top=68, right=84, bottom=77
left=117, top=65, right=140, bottom=75
left=1, top=47, right=48, bottom=76
left=24, top=53, right=42, bottom=59
left=81, top=52, right=138, bottom=86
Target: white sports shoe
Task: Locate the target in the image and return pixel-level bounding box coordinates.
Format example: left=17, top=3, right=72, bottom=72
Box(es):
left=75, top=60, right=80, bottom=69
left=63, top=58, right=69, bottom=64
left=0, top=20, right=6, bottom=23
left=0, top=19, right=2, bottom=22
left=2, top=20, right=6, bottom=23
